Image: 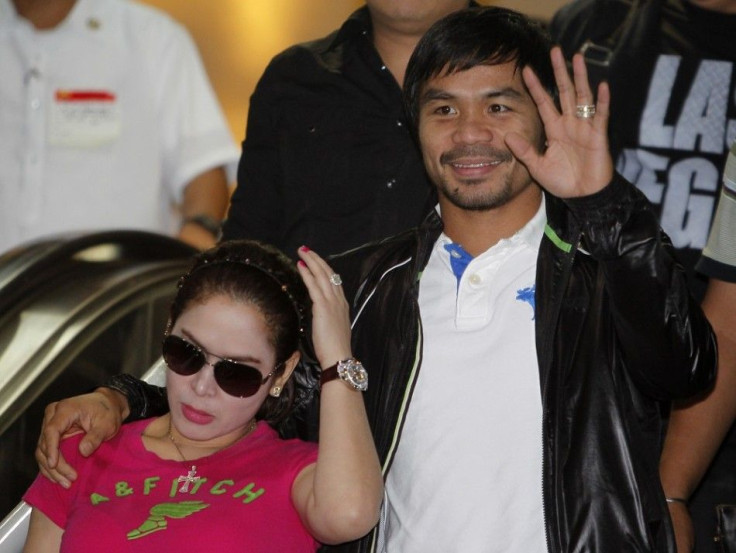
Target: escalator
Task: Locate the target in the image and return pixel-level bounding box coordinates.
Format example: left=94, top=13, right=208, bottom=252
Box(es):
left=0, top=231, right=196, bottom=530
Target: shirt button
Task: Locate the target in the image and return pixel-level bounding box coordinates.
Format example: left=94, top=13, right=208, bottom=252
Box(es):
left=396, top=120, right=403, bottom=127
left=469, top=274, right=481, bottom=285
left=386, top=178, right=396, bottom=189
left=381, top=65, right=387, bottom=71
left=30, top=98, right=41, bottom=109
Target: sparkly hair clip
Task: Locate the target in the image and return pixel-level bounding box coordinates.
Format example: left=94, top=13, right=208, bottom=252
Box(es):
left=180, top=257, right=307, bottom=336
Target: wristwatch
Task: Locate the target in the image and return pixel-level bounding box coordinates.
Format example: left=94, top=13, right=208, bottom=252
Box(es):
left=320, top=358, right=368, bottom=391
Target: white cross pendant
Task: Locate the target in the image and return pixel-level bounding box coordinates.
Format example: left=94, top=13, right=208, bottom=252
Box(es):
left=177, top=465, right=201, bottom=493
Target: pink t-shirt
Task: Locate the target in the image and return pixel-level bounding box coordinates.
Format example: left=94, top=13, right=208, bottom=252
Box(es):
left=24, top=419, right=319, bottom=552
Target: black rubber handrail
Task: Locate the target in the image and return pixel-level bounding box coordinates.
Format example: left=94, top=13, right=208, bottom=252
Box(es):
left=0, top=230, right=196, bottom=313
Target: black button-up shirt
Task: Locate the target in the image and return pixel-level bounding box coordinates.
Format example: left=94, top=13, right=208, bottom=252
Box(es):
left=222, top=7, right=436, bottom=257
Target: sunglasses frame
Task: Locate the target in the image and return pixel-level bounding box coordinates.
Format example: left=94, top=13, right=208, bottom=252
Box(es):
left=162, top=334, right=278, bottom=398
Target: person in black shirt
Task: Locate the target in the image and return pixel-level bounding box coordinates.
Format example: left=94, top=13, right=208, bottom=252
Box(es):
left=221, top=1, right=471, bottom=257
left=551, top=1, right=736, bottom=551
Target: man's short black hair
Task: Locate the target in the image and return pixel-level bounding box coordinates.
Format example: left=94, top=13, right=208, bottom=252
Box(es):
left=403, top=6, right=556, bottom=135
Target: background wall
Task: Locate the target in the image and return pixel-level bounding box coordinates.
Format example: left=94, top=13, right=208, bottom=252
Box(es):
left=141, top=0, right=571, bottom=145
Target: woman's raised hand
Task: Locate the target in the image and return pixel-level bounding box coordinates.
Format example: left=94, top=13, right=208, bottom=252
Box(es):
left=296, top=246, right=352, bottom=369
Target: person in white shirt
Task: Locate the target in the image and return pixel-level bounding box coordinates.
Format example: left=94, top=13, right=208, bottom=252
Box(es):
left=0, top=0, right=239, bottom=253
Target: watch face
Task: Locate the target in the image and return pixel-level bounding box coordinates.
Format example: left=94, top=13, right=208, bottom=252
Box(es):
left=338, top=359, right=368, bottom=391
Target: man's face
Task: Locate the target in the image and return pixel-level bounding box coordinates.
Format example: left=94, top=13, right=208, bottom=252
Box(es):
left=418, top=62, right=545, bottom=212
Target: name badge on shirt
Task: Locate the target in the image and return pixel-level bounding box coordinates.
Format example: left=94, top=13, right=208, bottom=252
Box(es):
left=48, top=90, right=121, bottom=147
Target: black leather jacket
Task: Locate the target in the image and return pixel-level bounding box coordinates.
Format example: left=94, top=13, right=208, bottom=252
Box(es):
left=325, top=175, right=717, bottom=553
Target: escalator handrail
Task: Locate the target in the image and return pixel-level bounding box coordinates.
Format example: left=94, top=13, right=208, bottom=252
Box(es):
left=0, top=230, right=195, bottom=312
left=0, top=260, right=185, bottom=436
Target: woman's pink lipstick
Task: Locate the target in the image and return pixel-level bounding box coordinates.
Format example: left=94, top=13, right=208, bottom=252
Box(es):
left=181, top=403, right=214, bottom=425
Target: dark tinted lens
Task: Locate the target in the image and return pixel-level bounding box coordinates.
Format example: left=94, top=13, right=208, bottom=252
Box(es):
left=162, top=335, right=205, bottom=376
left=214, top=360, right=264, bottom=398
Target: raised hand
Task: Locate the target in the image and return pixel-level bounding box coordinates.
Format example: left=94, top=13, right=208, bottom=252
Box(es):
left=505, top=46, right=613, bottom=198
left=291, top=246, right=383, bottom=544
left=296, top=246, right=352, bottom=370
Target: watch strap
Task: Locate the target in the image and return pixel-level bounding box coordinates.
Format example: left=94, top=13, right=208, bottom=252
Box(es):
left=320, top=362, right=341, bottom=387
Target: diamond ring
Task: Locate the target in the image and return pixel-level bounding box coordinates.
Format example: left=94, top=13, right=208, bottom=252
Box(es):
left=576, top=104, right=596, bottom=119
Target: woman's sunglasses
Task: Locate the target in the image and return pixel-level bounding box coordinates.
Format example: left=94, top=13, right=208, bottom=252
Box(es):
left=162, top=335, right=277, bottom=398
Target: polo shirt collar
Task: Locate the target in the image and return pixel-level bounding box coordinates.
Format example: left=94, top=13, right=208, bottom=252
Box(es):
left=436, top=194, right=547, bottom=256
left=515, top=194, right=546, bottom=251
left=434, top=195, right=546, bottom=283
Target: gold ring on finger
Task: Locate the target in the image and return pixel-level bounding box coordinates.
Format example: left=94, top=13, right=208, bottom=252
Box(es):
left=576, top=104, right=596, bottom=119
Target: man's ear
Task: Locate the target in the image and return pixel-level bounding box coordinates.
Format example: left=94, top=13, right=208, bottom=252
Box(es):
left=270, top=350, right=301, bottom=396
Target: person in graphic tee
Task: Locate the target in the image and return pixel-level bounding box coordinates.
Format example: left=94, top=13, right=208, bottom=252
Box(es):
left=551, top=2, right=736, bottom=550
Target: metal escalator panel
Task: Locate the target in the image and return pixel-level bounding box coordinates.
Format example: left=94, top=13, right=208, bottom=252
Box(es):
left=0, top=502, right=30, bottom=553
left=0, top=231, right=195, bottom=521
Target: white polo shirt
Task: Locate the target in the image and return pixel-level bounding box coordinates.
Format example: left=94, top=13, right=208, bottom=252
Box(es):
left=0, top=0, right=239, bottom=253
left=384, top=200, right=547, bottom=552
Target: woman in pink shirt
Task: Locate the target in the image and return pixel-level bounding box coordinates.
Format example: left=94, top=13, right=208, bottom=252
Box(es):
left=23, top=239, right=382, bottom=552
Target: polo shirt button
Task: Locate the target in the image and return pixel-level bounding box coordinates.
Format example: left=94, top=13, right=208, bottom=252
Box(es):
left=386, top=178, right=396, bottom=189
left=469, top=274, right=481, bottom=285
left=30, top=98, right=41, bottom=110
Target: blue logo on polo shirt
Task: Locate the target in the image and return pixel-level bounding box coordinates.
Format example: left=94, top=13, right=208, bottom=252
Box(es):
left=516, top=285, right=536, bottom=319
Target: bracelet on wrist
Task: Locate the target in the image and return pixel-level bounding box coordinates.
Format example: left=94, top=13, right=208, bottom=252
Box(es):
left=665, top=497, right=688, bottom=505
left=181, top=214, right=222, bottom=238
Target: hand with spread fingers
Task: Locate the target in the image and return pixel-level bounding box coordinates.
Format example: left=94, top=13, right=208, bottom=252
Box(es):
left=505, top=46, right=614, bottom=199
left=295, top=246, right=353, bottom=372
